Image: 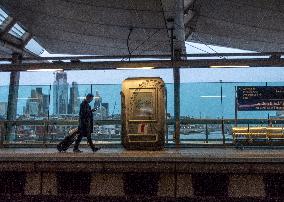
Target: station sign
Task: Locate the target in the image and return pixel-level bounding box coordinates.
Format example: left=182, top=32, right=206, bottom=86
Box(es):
left=237, top=86, right=284, bottom=111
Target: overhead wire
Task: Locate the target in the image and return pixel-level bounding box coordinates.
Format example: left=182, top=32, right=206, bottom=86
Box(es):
left=15, top=8, right=168, bottom=57
left=120, top=0, right=168, bottom=60
left=221, top=0, right=284, bottom=16
left=127, top=28, right=133, bottom=61
left=8, top=6, right=166, bottom=30
left=15, top=21, right=168, bottom=44
left=33, top=33, right=138, bottom=51
left=159, top=0, right=175, bottom=61
left=198, top=14, right=284, bottom=34
left=6, top=3, right=187, bottom=57
left=58, top=0, right=183, bottom=13
left=194, top=35, right=226, bottom=59
left=197, top=0, right=273, bottom=54
left=184, top=41, right=211, bottom=54
left=121, top=28, right=164, bottom=61
left=173, top=22, right=225, bottom=59
left=159, top=0, right=171, bottom=40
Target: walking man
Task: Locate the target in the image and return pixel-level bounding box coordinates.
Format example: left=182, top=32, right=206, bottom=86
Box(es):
left=73, top=93, right=99, bottom=152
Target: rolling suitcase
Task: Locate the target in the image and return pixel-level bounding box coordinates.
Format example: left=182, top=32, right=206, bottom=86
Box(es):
left=57, top=127, right=79, bottom=152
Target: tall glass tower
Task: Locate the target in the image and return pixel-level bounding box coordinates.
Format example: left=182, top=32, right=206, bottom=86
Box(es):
left=68, top=82, right=79, bottom=114
left=53, top=72, right=69, bottom=115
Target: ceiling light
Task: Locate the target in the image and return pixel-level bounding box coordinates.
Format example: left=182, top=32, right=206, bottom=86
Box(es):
left=27, top=69, right=63, bottom=72
left=116, top=67, right=155, bottom=70
left=210, top=65, right=250, bottom=68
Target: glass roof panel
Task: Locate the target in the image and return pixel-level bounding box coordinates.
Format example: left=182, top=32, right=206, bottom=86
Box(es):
left=25, top=38, right=45, bottom=55
left=0, top=8, right=8, bottom=25
left=8, top=23, right=26, bottom=38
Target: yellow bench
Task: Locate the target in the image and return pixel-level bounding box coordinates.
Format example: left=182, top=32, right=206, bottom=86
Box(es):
left=232, top=127, right=284, bottom=144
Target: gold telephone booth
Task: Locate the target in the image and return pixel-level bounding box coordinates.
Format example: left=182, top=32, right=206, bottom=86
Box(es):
left=121, top=77, right=166, bottom=150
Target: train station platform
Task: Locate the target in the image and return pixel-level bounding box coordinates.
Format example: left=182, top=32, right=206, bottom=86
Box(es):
left=0, top=147, right=283, bottom=201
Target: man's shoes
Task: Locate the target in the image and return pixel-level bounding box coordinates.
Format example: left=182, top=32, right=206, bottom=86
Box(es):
left=73, top=149, right=83, bottom=153
left=92, top=147, right=100, bottom=152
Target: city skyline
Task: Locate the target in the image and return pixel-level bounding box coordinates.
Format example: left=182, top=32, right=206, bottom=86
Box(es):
left=24, top=88, right=49, bottom=116
left=0, top=71, right=281, bottom=119
left=20, top=72, right=111, bottom=117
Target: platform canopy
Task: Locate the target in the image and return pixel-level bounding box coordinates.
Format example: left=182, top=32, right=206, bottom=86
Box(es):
left=0, top=0, right=284, bottom=57
left=188, top=0, right=284, bottom=52
left=0, top=0, right=186, bottom=56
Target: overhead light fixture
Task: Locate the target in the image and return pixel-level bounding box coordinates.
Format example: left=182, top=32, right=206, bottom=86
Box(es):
left=116, top=67, right=155, bottom=70
left=27, top=69, right=63, bottom=72
left=210, top=65, right=250, bottom=68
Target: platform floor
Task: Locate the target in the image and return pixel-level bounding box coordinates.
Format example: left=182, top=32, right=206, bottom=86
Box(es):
left=0, top=147, right=284, bottom=163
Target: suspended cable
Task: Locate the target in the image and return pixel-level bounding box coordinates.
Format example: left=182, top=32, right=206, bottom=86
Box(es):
left=159, top=0, right=172, bottom=40
left=9, top=6, right=166, bottom=30
left=121, top=28, right=163, bottom=61
left=194, top=35, right=226, bottom=59
left=58, top=0, right=182, bottom=13
left=127, top=28, right=133, bottom=61
left=185, top=41, right=211, bottom=54
left=34, top=34, right=136, bottom=51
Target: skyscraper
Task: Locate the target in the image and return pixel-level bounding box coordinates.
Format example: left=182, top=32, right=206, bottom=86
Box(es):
left=94, top=91, right=102, bottom=109
left=23, top=88, right=49, bottom=116
left=28, top=102, right=39, bottom=116
left=0, top=102, right=7, bottom=117
left=101, top=103, right=109, bottom=118
left=36, top=88, right=43, bottom=115
left=53, top=72, right=69, bottom=115
left=43, top=94, right=50, bottom=115
left=25, top=88, right=46, bottom=116
left=68, top=82, right=79, bottom=114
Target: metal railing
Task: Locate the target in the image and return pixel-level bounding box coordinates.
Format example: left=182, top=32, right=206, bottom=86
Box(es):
left=1, top=118, right=284, bottom=147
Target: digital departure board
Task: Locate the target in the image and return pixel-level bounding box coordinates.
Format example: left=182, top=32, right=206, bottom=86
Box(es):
left=237, top=86, right=284, bottom=111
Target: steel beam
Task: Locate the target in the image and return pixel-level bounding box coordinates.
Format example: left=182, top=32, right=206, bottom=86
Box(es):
left=0, top=54, right=172, bottom=62
left=1, top=52, right=284, bottom=62
left=0, top=15, right=37, bottom=56
left=0, top=16, right=25, bottom=54
left=6, top=52, right=22, bottom=141
left=2, top=58, right=284, bottom=72
left=0, top=16, right=16, bottom=37
left=20, top=32, right=32, bottom=49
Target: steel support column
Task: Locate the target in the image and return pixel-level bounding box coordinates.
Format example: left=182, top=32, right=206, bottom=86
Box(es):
left=6, top=52, right=22, bottom=140
left=173, top=67, right=180, bottom=145
left=172, top=0, right=186, bottom=146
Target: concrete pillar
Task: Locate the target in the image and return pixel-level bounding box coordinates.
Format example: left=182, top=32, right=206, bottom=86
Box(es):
left=24, top=172, right=41, bottom=195
left=176, top=174, right=194, bottom=197
left=6, top=52, right=22, bottom=140
left=228, top=174, right=265, bottom=198
left=157, top=174, right=175, bottom=197
left=90, top=173, right=124, bottom=196
left=42, top=172, right=57, bottom=195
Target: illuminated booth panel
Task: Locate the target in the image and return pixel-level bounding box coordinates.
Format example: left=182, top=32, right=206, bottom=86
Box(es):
left=121, top=78, right=166, bottom=150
